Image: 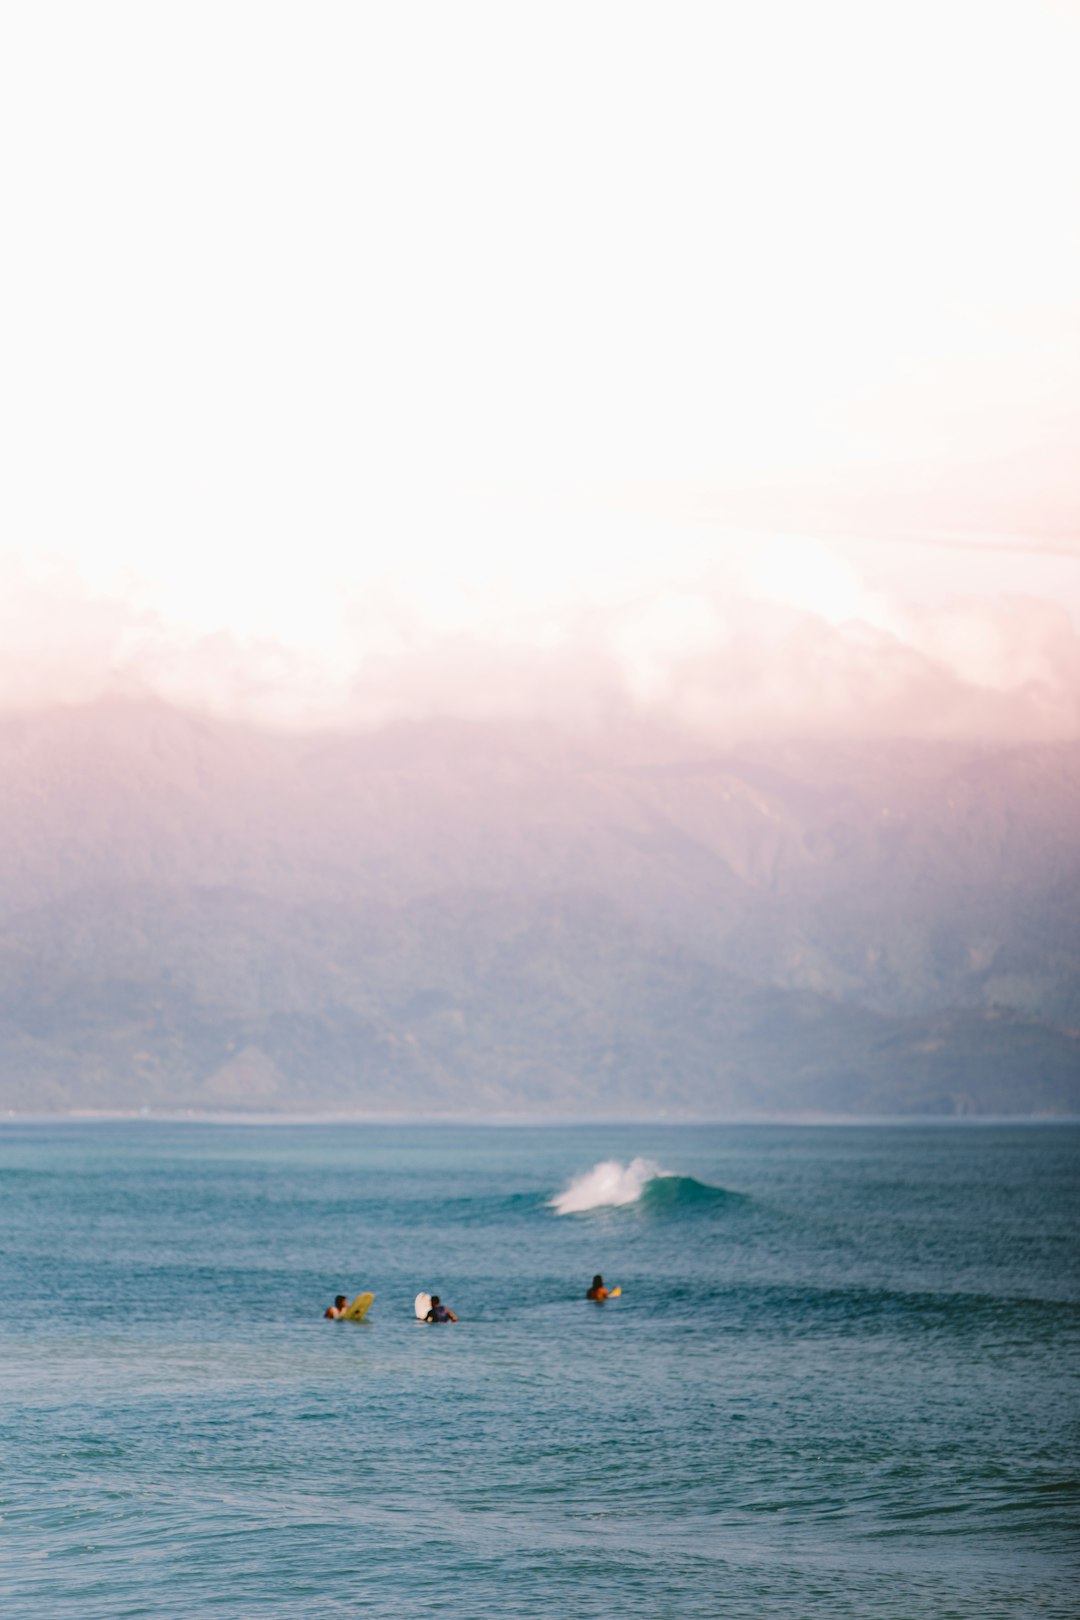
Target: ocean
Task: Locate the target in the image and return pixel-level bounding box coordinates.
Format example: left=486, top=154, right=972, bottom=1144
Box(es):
left=1, top=1120, right=1077, bottom=1617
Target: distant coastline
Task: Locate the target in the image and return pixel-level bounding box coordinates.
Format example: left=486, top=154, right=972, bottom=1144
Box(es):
left=4, top=1109, right=1078, bottom=1127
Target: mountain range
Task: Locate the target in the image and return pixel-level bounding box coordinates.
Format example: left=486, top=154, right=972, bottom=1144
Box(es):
left=1, top=698, right=1077, bottom=1116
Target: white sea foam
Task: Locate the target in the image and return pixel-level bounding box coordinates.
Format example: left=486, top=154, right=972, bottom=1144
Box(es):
left=550, top=1157, right=666, bottom=1215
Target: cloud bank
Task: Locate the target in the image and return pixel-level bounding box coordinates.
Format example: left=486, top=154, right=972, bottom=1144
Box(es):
left=3, top=535, right=1078, bottom=745
left=2, top=5, right=1078, bottom=749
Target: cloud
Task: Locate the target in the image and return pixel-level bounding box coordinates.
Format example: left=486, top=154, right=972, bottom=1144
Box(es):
left=3, top=544, right=1078, bottom=744
left=0, top=554, right=159, bottom=709
left=3, top=4, right=1078, bottom=753
left=655, top=600, right=1080, bottom=744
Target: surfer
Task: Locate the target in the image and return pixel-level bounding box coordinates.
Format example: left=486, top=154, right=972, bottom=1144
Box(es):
left=586, top=1274, right=609, bottom=1301
left=324, top=1294, right=348, bottom=1319
left=424, top=1295, right=457, bottom=1323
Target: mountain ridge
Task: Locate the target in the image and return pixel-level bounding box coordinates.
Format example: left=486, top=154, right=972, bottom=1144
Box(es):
left=1, top=697, right=1077, bottom=1116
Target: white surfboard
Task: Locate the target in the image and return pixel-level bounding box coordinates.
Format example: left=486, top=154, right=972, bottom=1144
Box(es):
left=414, top=1292, right=432, bottom=1321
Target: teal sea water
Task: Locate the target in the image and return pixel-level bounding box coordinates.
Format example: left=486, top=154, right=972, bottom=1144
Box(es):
left=1, top=1121, right=1077, bottom=1618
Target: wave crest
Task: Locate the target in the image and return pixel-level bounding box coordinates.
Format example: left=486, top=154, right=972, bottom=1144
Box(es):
left=550, top=1157, right=663, bottom=1214
left=550, top=1158, right=738, bottom=1215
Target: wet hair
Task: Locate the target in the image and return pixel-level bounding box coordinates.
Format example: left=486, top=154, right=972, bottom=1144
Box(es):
left=592, top=1275, right=603, bottom=1288
left=430, top=1296, right=440, bottom=1306
left=334, top=1295, right=347, bottom=1307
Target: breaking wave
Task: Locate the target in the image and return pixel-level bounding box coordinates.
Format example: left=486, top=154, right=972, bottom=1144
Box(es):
left=550, top=1157, right=734, bottom=1216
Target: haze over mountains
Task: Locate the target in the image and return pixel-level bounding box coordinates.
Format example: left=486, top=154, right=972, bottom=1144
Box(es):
left=0, top=697, right=1076, bottom=1117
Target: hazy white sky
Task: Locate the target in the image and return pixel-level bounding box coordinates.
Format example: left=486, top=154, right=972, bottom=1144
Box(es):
left=1, top=2, right=1078, bottom=737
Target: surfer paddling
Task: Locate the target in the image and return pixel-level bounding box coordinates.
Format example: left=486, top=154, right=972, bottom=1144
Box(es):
left=586, top=1275, right=621, bottom=1301
left=424, top=1295, right=457, bottom=1323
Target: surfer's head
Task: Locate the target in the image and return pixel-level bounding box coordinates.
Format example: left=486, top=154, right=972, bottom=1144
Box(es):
left=592, top=1275, right=603, bottom=1289
left=430, top=1295, right=440, bottom=1307
left=334, top=1295, right=347, bottom=1308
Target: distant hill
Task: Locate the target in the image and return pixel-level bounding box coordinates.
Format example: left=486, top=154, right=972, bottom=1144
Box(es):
left=0, top=698, right=1077, bottom=1116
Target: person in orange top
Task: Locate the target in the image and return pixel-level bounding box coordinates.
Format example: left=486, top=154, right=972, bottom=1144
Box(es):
left=586, top=1274, right=609, bottom=1301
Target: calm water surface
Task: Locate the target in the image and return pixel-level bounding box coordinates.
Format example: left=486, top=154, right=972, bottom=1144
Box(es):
left=1, top=1121, right=1077, bottom=1617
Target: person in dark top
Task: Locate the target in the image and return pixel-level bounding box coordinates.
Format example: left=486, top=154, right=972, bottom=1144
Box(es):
left=586, top=1274, right=609, bottom=1301
left=324, top=1294, right=348, bottom=1319
left=425, top=1294, right=457, bottom=1323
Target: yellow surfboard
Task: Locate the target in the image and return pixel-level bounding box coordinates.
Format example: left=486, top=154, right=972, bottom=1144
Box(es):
left=341, top=1291, right=374, bottom=1322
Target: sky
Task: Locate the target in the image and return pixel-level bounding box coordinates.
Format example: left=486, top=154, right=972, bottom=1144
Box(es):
left=2, top=1, right=1079, bottom=741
